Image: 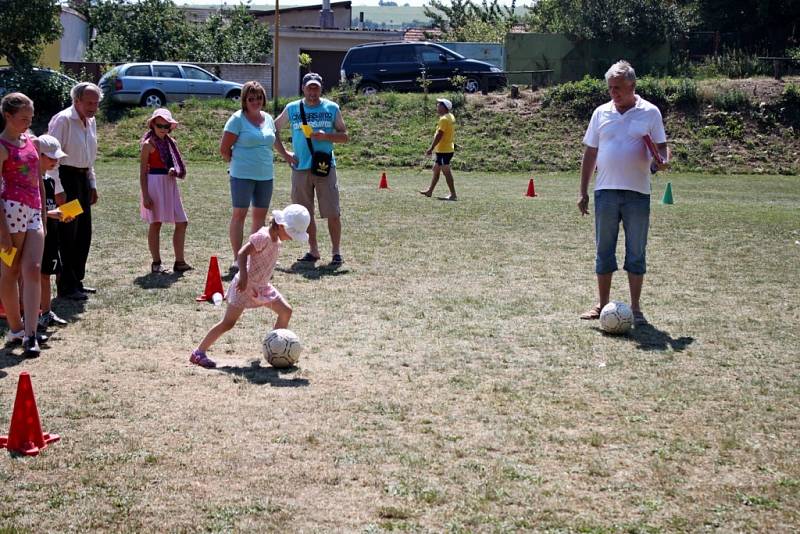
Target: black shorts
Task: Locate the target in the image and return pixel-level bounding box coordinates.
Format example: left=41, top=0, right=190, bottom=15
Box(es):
left=435, top=152, right=454, bottom=166
left=41, top=223, right=62, bottom=275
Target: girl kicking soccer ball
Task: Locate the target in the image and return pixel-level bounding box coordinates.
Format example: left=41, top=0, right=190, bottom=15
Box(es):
left=190, top=204, right=310, bottom=369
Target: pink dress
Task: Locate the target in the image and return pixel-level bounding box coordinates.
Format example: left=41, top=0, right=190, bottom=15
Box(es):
left=140, top=144, right=187, bottom=224
left=226, top=227, right=283, bottom=309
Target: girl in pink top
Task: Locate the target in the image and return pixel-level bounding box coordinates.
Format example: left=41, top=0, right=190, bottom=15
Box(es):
left=190, top=204, right=310, bottom=369
left=0, top=93, right=47, bottom=356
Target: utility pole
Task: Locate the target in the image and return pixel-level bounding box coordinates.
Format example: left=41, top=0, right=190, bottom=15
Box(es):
left=273, top=0, right=280, bottom=114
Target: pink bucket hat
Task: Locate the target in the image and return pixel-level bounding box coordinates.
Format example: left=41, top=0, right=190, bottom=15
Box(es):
left=147, top=108, right=178, bottom=131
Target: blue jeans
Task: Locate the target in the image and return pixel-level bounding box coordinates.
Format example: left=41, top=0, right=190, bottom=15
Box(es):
left=594, top=189, right=650, bottom=275
left=230, top=177, right=273, bottom=209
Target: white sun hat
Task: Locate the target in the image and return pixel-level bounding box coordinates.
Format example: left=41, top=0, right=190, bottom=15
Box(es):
left=436, top=98, right=452, bottom=110
left=37, top=135, right=68, bottom=159
left=272, top=204, right=311, bottom=242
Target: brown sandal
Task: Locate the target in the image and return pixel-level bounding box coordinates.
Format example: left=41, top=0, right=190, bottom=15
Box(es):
left=151, top=262, right=171, bottom=274
left=173, top=261, right=193, bottom=272
left=580, top=304, right=602, bottom=320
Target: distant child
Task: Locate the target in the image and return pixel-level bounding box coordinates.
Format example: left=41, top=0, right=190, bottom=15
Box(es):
left=189, top=204, right=311, bottom=369
left=0, top=93, right=46, bottom=356
left=139, top=108, right=192, bottom=274
left=419, top=97, right=457, bottom=201
left=36, top=135, right=73, bottom=331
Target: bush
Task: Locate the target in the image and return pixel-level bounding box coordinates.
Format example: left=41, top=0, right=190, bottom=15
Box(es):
left=713, top=89, right=752, bottom=112
left=0, top=67, right=74, bottom=132
left=544, top=76, right=700, bottom=118
left=775, top=83, right=800, bottom=126
left=690, top=50, right=772, bottom=79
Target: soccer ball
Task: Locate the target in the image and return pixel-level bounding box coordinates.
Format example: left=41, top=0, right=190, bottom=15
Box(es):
left=262, top=328, right=303, bottom=368
left=599, top=301, right=634, bottom=334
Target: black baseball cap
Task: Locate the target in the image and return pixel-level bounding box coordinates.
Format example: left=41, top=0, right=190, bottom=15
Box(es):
left=302, top=73, right=323, bottom=88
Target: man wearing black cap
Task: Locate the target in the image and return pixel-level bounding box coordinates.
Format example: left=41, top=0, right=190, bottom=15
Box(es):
left=274, top=73, right=349, bottom=266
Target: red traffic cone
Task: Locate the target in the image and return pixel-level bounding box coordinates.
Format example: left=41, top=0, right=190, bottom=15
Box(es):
left=0, top=372, right=60, bottom=456
left=525, top=178, right=538, bottom=197
left=378, top=172, right=389, bottom=189
left=196, top=256, right=225, bottom=302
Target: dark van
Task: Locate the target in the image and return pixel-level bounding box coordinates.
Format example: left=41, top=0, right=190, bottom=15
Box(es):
left=340, top=41, right=505, bottom=94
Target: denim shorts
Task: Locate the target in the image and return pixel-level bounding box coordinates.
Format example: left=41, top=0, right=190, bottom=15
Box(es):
left=594, top=189, right=650, bottom=275
left=230, top=177, right=273, bottom=209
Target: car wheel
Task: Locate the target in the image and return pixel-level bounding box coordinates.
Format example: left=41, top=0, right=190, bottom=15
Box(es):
left=359, top=83, right=379, bottom=96
left=227, top=90, right=241, bottom=101
left=464, top=77, right=481, bottom=93
left=141, top=91, right=165, bottom=107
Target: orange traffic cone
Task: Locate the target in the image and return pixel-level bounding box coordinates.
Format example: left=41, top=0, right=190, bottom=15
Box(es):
left=0, top=372, right=60, bottom=456
left=525, top=178, right=538, bottom=197
left=196, top=256, right=225, bottom=302
left=378, top=172, right=389, bottom=189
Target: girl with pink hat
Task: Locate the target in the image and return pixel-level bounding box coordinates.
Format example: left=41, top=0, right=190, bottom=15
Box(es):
left=139, top=108, right=192, bottom=274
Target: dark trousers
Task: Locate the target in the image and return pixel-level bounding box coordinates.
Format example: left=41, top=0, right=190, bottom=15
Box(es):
left=57, top=166, right=93, bottom=295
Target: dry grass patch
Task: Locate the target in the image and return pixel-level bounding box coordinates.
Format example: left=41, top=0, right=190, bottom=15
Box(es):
left=0, top=161, right=798, bottom=531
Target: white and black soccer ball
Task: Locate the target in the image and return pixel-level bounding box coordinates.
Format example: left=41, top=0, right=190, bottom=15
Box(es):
left=599, top=301, right=634, bottom=334
left=262, top=328, right=303, bottom=368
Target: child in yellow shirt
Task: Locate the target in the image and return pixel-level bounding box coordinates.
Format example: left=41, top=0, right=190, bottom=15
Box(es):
left=419, top=98, right=457, bottom=201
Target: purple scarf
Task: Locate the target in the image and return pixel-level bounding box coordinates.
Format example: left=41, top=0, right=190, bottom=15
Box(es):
left=140, top=130, right=186, bottom=178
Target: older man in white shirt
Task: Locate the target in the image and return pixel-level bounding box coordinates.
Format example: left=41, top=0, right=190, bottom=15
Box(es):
left=577, top=61, right=669, bottom=326
left=47, top=82, right=102, bottom=300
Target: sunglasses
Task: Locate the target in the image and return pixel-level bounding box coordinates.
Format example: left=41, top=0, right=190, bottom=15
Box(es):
left=154, top=122, right=171, bottom=130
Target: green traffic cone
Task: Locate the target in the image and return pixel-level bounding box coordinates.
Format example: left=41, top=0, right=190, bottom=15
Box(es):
left=661, top=182, right=674, bottom=205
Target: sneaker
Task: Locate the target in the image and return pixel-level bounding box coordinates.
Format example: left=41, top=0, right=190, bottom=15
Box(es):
left=173, top=261, right=193, bottom=273
left=230, top=260, right=239, bottom=273
left=6, top=329, right=24, bottom=344
left=190, top=349, right=216, bottom=369
left=22, top=336, right=41, bottom=358
left=633, top=310, right=649, bottom=326
left=330, top=254, right=344, bottom=266
left=59, top=289, right=88, bottom=301
left=7, top=329, right=48, bottom=345
left=38, top=311, right=68, bottom=332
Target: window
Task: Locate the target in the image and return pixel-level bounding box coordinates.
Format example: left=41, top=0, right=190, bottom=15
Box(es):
left=126, top=65, right=151, bottom=77
left=346, top=48, right=376, bottom=64
left=153, top=65, right=181, bottom=79
left=183, top=66, right=214, bottom=81
left=418, top=47, right=444, bottom=64
left=378, top=46, right=418, bottom=63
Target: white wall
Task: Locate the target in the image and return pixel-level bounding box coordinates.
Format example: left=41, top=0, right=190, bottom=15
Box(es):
left=60, top=8, right=89, bottom=62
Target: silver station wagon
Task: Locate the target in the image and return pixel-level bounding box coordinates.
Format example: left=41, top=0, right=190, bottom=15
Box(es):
left=99, top=62, right=243, bottom=107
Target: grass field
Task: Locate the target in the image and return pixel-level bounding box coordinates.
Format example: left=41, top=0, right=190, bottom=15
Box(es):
left=0, top=161, right=798, bottom=531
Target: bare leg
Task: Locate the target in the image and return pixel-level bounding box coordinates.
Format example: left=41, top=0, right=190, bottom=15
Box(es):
left=327, top=216, right=341, bottom=256
left=306, top=214, right=320, bottom=258
left=441, top=165, right=457, bottom=199
left=627, top=273, right=644, bottom=311
left=197, top=305, right=244, bottom=352
left=597, top=272, right=613, bottom=308
left=251, top=207, right=268, bottom=235
left=420, top=164, right=441, bottom=196
left=229, top=207, right=248, bottom=263
left=173, top=221, right=187, bottom=263
left=20, top=229, right=44, bottom=338
left=1, top=232, right=27, bottom=333
left=148, top=222, right=162, bottom=263
left=267, top=295, right=292, bottom=330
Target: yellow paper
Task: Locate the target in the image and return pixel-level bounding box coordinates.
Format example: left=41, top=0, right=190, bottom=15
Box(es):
left=301, top=124, right=313, bottom=138
left=60, top=199, right=84, bottom=219
left=0, top=247, right=17, bottom=267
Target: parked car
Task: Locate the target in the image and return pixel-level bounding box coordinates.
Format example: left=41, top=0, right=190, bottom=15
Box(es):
left=340, top=41, right=505, bottom=95
left=99, top=62, right=243, bottom=107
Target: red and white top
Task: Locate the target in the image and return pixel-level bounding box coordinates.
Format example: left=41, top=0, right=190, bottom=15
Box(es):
left=226, top=226, right=282, bottom=308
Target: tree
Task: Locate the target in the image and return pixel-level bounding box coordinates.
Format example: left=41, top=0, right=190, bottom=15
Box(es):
left=191, top=4, right=272, bottom=63
left=74, top=0, right=272, bottom=64
left=423, top=0, right=517, bottom=43
left=526, top=0, right=689, bottom=47
left=0, top=0, right=62, bottom=68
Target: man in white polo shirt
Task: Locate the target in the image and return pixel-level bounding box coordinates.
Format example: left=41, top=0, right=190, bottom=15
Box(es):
left=577, top=60, right=669, bottom=325
left=47, top=82, right=102, bottom=300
